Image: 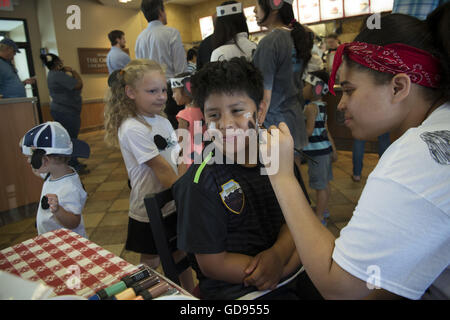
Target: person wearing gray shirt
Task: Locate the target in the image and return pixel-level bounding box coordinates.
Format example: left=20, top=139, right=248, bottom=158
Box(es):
left=40, top=53, right=89, bottom=174
left=107, top=30, right=131, bottom=74
left=253, top=0, right=313, bottom=157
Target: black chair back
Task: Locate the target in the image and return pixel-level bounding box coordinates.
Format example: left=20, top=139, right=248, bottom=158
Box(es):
left=144, top=189, right=190, bottom=285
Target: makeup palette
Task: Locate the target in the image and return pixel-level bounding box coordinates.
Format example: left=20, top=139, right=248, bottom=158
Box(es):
left=88, top=264, right=196, bottom=301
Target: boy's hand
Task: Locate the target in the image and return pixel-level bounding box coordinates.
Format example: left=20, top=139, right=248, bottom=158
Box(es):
left=243, top=248, right=284, bottom=291
left=45, top=194, right=60, bottom=213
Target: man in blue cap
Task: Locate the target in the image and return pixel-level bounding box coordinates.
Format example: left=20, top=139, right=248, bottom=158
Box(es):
left=0, top=37, right=35, bottom=98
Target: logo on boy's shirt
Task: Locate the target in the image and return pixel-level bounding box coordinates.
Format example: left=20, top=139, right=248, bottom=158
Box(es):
left=219, top=179, right=245, bottom=215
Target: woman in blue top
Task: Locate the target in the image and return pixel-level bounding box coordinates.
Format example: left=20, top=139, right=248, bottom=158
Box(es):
left=252, top=0, right=313, bottom=169
left=40, top=53, right=88, bottom=174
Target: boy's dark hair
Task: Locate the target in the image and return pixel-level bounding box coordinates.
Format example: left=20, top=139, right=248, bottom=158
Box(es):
left=191, top=57, right=264, bottom=111
left=310, top=69, right=329, bottom=84
left=141, top=0, right=164, bottom=22
left=108, top=30, right=124, bottom=46
left=212, top=1, right=250, bottom=52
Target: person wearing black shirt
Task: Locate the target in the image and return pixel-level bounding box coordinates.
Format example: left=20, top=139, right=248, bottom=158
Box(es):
left=173, top=58, right=320, bottom=300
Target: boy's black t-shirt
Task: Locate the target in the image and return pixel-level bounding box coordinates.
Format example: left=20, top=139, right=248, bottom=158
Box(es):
left=173, top=158, right=289, bottom=300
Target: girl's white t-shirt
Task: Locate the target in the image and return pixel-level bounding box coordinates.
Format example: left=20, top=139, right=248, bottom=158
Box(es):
left=118, top=115, right=180, bottom=223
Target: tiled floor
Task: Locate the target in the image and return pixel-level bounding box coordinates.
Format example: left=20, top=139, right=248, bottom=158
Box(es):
left=0, top=129, right=380, bottom=278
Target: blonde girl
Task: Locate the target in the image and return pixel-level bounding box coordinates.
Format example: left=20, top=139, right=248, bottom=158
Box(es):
left=104, top=59, right=194, bottom=292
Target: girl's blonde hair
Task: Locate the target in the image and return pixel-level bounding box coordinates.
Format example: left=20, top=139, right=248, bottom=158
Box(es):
left=104, top=59, right=165, bottom=147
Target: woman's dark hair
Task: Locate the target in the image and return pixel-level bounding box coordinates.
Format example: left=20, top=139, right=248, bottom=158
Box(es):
left=108, top=30, right=124, bottom=46
left=212, top=1, right=250, bottom=52
left=187, top=48, right=197, bottom=61
left=257, top=0, right=313, bottom=65
left=191, top=57, right=264, bottom=111
left=39, top=53, right=61, bottom=70
left=347, top=6, right=450, bottom=100
left=141, top=0, right=164, bottom=22
left=310, top=69, right=330, bottom=85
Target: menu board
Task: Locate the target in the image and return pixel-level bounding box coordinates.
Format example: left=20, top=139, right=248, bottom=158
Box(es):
left=320, top=0, right=344, bottom=20
left=298, top=0, right=321, bottom=24
left=345, top=0, right=370, bottom=17
left=244, top=6, right=262, bottom=33
left=199, top=16, right=214, bottom=40
left=370, top=0, right=394, bottom=13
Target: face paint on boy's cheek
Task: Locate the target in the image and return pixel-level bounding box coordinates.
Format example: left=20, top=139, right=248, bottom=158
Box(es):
left=244, top=112, right=257, bottom=130
left=207, top=122, right=216, bottom=141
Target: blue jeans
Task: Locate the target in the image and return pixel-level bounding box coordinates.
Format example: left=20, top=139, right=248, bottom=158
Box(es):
left=50, top=109, right=82, bottom=168
left=352, top=132, right=390, bottom=176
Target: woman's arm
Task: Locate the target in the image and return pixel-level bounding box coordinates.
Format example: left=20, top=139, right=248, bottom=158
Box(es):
left=64, top=66, right=83, bottom=90
left=263, top=123, right=374, bottom=299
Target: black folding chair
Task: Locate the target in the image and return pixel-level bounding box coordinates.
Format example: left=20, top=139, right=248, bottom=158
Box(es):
left=143, top=189, right=190, bottom=286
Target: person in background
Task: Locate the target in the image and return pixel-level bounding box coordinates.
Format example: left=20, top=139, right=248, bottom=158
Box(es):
left=351, top=133, right=390, bottom=182
left=0, top=38, right=35, bottom=98
left=40, top=53, right=89, bottom=175
left=392, top=0, right=449, bottom=20
left=135, top=0, right=188, bottom=129
left=104, top=59, right=194, bottom=292
left=305, top=35, right=325, bottom=73
left=196, top=13, right=217, bottom=71
left=210, top=1, right=257, bottom=62
left=106, top=30, right=131, bottom=74
left=20, top=121, right=89, bottom=237
left=323, top=33, right=340, bottom=74
left=252, top=0, right=313, bottom=173
left=171, top=73, right=205, bottom=173
left=186, top=48, right=197, bottom=74
left=302, top=70, right=337, bottom=226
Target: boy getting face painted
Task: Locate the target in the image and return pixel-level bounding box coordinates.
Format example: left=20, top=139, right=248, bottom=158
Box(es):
left=173, top=57, right=313, bottom=300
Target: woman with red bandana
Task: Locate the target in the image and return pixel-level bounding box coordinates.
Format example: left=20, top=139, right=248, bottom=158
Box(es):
left=261, top=4, right=450, bottom=300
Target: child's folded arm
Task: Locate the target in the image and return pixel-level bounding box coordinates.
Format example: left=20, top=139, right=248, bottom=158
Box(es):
left=195, top=251, right=253, bottom=284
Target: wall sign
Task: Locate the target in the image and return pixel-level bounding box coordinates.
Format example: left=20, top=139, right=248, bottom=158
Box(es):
left=77, top=48, right=129, bottom=74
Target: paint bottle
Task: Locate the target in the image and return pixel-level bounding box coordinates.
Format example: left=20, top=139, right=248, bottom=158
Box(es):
left=114, top=275, right=160, bottom=300
left=133, top=282, right=170, bottom=300
left=89, top=265, right=151, bottom=300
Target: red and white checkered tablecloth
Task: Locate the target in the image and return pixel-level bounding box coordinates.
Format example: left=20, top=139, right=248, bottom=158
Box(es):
left=0, top=228, right=139, bottom=298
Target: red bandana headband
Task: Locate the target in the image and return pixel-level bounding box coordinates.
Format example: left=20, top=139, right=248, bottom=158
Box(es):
left=328, top=41, right=441, bottom=95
